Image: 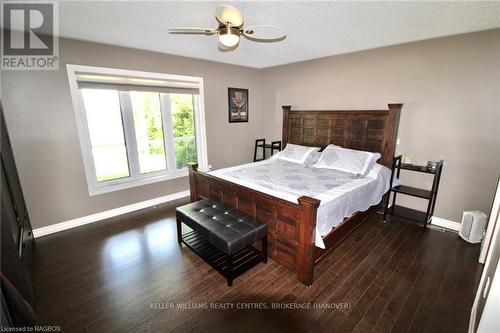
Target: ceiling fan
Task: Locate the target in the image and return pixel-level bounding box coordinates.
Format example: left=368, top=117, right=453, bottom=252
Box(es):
left=169, top=5, right=286, bottom=50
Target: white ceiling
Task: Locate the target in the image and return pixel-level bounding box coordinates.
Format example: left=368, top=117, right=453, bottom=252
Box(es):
left=59, top=1, right=500, bottom=69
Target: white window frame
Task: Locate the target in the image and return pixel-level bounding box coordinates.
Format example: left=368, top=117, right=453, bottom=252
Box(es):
left=66, top=64, right=208, bottom=196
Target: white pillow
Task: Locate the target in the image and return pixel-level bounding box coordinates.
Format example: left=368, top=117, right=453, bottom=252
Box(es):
left=304, top=151, right=322, bottom=165
left=276, top=144, right=320, bottom=164
left=314, top=146, right=381, bottom=176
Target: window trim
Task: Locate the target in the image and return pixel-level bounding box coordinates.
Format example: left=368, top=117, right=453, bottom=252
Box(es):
left=66, top=64, right=208, bottom=196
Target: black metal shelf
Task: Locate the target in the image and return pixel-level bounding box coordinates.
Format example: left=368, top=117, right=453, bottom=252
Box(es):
left=383, top=156, right=444, bottom=229
left=254, top=139, right=281, bottom=162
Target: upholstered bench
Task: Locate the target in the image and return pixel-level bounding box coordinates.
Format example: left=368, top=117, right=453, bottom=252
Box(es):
left=176, top=198, right=268, bottom=286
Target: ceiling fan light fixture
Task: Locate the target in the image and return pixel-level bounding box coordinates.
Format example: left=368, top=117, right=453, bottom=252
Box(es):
left=169, top=5, right=286, bottom=49
left=218, top=26, right=240, bottom=48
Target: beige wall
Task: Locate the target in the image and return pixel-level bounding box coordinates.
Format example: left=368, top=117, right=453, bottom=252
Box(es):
left=260, top=29, right=500, bottom=223
left=2, top=29, right=499, bottom=229
left=2, top=38, right=265, bottom=228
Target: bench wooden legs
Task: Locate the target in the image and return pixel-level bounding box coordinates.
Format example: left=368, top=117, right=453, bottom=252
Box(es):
left=227, top=254, right=234, bottom=287
left=176, top=217, right=267, bottom=287
left=262, top=236, right=268, bottom=263
left=176, top=218, right=182, bottom=244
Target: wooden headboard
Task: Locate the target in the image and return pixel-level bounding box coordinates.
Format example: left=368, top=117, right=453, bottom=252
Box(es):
left=282, top=104, right=402, bottom=168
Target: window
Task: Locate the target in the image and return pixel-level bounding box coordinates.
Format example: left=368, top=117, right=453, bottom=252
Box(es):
left=67, top=65, right=208, bottom=195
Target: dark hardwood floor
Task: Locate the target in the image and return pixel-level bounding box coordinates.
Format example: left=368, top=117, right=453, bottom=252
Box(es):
left=33, top=201, right=483, bottom=333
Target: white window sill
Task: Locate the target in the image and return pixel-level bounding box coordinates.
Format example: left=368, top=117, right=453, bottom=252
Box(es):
left=89, top=168, right=189, bottom=196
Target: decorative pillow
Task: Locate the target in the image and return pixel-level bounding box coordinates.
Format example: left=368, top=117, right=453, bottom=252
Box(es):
left=314, top=146, right=381, bottom=176
left=276, top=144, right=320, bottom=164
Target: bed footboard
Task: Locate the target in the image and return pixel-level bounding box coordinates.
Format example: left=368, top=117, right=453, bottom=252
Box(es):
left=188, top=164, right=320, bottom=286
left=296, top=196, right=320, bottom=286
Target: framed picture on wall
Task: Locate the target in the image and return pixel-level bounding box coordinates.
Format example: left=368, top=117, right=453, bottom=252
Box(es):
left=228, top=88, right=249, bottom=123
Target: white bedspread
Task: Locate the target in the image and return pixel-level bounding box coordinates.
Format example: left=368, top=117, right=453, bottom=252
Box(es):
left=209, top=159, right=391, bottom=248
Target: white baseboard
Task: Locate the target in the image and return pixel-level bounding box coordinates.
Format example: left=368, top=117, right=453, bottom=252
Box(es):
left=431, top=216, right=460, bottom=232
left=32, top=190, right=190, bottom=238
left=386, top=204, right=460, bottom=232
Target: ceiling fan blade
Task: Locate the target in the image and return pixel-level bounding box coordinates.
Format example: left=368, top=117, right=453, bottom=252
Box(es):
left=169, top=28, right=217, bottom=34
left=215, top=5, right=243, bottom=27
left=242, top=25, right=286, bottom=42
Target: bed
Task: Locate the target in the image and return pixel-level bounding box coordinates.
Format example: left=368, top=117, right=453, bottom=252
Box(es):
left=187, top=104, right=402, bottom=286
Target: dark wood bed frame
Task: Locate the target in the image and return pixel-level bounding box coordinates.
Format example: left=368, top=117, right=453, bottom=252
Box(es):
left=188, top=104, right=402, bottom=286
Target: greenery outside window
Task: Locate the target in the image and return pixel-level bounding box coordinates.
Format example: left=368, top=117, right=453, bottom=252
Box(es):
left=67, top=65, right=208, bottom=195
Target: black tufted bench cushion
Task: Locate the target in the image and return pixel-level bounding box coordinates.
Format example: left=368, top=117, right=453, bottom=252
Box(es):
left=176, top=198, right=268, bottom=286
left=176, top=198, right=268, bottom=254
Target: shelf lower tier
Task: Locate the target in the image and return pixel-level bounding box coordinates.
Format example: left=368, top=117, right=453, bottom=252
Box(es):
left=181, top=230, right=264, bottom=281
left=389, top=205, right=430, bottom=225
